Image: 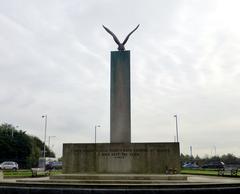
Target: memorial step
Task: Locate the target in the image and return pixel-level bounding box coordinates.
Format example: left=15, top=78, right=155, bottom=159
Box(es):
left=50, top=174, right=187, bottom=181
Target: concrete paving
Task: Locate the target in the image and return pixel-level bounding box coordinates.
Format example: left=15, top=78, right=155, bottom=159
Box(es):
left=1, top=175, right=240, bottom=194
left=188, top=174, right=240, bottom=184
left=1, top=174, right=240, bottom=186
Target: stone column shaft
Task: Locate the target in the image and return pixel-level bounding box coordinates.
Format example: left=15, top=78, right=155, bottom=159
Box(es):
left=110, top=50, right=131, bottom=143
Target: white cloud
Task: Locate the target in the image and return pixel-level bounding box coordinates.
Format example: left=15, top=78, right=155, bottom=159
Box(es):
left=0, top=0, right=240, bottom=158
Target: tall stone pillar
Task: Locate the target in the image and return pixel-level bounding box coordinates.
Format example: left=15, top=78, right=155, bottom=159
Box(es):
left=110, top=50, right=131, bottom=143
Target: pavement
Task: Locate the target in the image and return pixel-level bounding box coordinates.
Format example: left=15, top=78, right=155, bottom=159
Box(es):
left=2, top=175, right=240, bottom=194
left=1, top=174, right=240, bottom=186
left=188, top=175, right=240, bottom=184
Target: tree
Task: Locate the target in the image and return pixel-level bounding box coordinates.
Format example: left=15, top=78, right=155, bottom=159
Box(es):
left=0, top=123, right=55, bottom=168
left=221, top=154, right=239, bottom=164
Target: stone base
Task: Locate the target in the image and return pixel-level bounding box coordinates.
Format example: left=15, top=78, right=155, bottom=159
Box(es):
left=9, top=178, right=240, bottom=193
left=63, top=142, right=180, bottom=174
left=50, top=174, right=188, bottom=183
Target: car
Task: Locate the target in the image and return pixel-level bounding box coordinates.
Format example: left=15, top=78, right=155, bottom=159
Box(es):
left=201, top=161, right=224, bottom=169
left=45, top=161, right=62, bottom=170
left=0, top=161, right=19, bottom=171
left=182, top=163, right=199, bottom=169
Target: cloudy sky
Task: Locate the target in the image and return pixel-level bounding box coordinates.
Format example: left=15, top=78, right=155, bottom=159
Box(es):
left=1, top=0, right=240, bottom=158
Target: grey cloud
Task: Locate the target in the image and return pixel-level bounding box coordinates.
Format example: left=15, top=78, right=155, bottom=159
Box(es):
left=0, top=0, right=240, bottom=157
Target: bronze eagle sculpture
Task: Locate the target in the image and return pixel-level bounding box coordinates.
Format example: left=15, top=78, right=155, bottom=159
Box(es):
left=103, top=24, right=140, bottom=51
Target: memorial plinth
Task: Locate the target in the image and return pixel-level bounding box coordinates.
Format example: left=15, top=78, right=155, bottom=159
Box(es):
left=110, top=51, right=131, bottom=143
left=61, top=28, right=181, bottom=177
left=61, top=49, right=181, bottom=175
left=63, top=142, right=180, bottom=174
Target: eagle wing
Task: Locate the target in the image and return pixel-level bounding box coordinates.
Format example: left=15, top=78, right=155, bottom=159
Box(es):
left=102, top=25, right=121, bottom=45
left=122, top=24, right=140, bottom=45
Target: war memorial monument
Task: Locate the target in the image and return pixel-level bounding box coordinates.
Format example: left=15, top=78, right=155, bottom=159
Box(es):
left=2, top=26, right=240, bottom=194
left=62, top=25, right=180, bottom=175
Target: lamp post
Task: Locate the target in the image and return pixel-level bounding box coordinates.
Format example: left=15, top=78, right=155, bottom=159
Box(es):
left=214, top=145, right=217, bottom=156
left=42, top=115, right=47, bottom=158
left=190, top=146, right=193, bottom=157
left=174, top=115, right=179, bottom=142
left=48, top=136, right=56, bottom=150
left=95, top=125, right=101, bottom=144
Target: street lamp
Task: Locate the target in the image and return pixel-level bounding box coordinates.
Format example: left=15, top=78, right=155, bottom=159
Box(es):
left=95, top=125, right=101, bottom=144
left=174, top=114, right=179, bottom=142
left=42, top=115, right=47, bottom=158
left=48, top=136, right=56, bottom=149
left=190, top=146, right=193, bottom=157
left=213, top=145, right=217, bottom=156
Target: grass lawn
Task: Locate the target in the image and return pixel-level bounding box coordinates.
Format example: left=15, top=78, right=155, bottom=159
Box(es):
left=181, top=168, right=240, bottom=177
left=3, top=169, right=62, bottom=178
left=181, top=168, right=218, bottom=176
left=3, top=170, right=32, bottom=178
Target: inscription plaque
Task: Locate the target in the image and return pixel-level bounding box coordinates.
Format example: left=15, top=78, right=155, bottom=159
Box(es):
left=63, top=142, right=180, bottom=174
